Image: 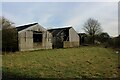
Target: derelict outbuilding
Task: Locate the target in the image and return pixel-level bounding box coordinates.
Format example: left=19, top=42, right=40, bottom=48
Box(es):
left=16, top=23, right=52, bottom=51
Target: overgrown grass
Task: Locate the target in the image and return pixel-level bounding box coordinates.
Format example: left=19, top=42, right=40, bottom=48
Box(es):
left=2, top=46, right=119, bottom=78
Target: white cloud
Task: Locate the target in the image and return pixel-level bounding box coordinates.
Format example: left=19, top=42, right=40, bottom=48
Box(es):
left=2, top=2, right=118, bottom=37
left=0, top=2, right=2, bottom=16
left=64, top=2, right=118, bottom=36
left=102, top=21, right=118, bottom=37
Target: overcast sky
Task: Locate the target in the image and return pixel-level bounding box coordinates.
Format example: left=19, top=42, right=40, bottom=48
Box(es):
left=2, top=1, right=118, bottom=37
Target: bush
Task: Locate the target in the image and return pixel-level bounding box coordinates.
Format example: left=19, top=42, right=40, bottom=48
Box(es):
left=108, top=35, right=120, bottom=49
left=1, top=17, right=18, bottom=52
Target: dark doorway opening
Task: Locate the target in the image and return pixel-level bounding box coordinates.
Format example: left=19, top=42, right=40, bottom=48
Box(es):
left=33, top=31, right=42, bottom=43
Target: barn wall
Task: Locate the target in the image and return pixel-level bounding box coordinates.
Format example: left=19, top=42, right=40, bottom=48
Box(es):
left=33, top=25, right=46, bottom=50
left=18, top=24, right=52, bottom=51
left=64, top=41, right=80, bottom=48
left=45, top=31, right=52, bottom=49
left=18, top=31, right=33, bottom=51
left=64, top=28, right=79, bottom=48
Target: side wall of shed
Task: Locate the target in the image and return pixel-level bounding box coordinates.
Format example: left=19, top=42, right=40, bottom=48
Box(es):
left=18, top=30, right=33, bottom=51
left=64, top=28, right=80, bottom=48
left=45, top=31, right=52, bottom=49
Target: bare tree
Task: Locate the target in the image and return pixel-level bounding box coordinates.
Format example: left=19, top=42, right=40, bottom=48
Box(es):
left=83, top=18, right=102, bottom=44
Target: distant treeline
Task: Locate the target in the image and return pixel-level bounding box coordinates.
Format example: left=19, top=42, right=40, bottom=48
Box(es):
left=80, top=33, right=120, bottom=50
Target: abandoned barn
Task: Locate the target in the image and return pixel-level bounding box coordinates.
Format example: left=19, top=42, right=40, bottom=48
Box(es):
left=48, top=27, right=80, bottom=48
left=16, top=23, right=52, bottom=51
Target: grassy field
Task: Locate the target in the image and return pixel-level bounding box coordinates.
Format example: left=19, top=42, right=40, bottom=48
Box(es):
left=2, top=46, right=119, bottom=78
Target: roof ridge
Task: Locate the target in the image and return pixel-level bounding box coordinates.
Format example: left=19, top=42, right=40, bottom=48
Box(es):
left=48, top=26, right=72, bottom=31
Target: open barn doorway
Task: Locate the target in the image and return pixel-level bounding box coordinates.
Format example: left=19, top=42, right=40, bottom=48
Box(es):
left=33, top=31, right=43, bottom=48
left=53, top=29, right=69, bottom=49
